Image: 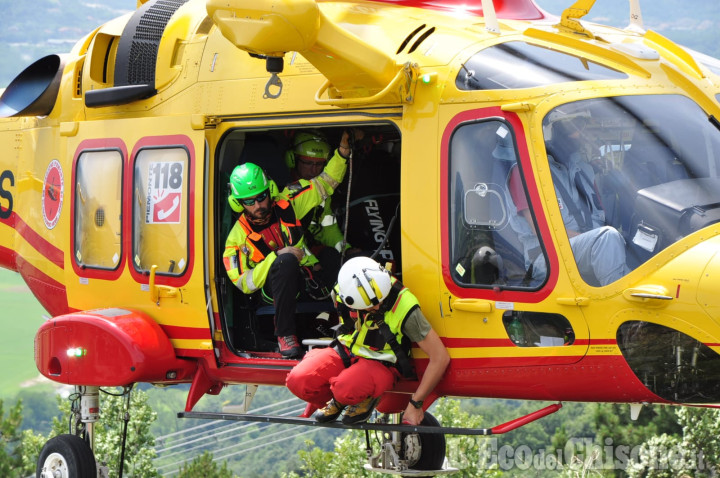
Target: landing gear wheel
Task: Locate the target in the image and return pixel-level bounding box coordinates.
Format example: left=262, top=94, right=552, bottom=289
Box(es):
left=36, top=434, right=96, bottom=478
left=401, top=411, right=446, bottom=471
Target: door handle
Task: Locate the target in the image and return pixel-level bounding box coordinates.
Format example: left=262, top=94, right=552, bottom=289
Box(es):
left=623, top=285, right=673, bottom=306
left=451, top=299, right=493, bottom=313
left=149, top=264, right=178, bottom=305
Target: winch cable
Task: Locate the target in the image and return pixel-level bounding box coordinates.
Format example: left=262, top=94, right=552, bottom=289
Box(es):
left=339, top=129, right=355, bottom=267
left=118, top=385, right=133, bottom=478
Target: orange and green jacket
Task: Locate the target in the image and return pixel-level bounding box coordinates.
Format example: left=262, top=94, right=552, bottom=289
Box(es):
left=223, top=149, right=347, bottom=293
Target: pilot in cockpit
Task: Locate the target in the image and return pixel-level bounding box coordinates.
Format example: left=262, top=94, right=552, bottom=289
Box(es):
left=508, top=117, right=630, bottom=286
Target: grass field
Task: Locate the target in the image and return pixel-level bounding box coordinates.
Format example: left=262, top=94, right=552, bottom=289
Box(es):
left=0, top=268, right=49, bottom=399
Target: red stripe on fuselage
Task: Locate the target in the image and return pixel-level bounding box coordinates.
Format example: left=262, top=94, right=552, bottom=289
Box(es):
left=0, top=244, right=16, bottom=271
left=161, top=324, right=212, bottom=340
left=173, top=348, right=213, bottom=358
left=431, top=354, right=666, bottom=404
left=1, top=211, right=63, bottom=269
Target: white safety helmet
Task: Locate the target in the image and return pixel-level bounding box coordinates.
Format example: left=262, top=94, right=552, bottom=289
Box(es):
left=337, top=257, right=392, bottom=310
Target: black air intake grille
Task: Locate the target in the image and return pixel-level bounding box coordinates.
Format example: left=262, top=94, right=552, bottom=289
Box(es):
left=115, top=0, right=189, bottom=87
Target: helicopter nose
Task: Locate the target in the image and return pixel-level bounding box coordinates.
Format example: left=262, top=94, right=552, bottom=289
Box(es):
left=615, top=236, right=720, bottom=404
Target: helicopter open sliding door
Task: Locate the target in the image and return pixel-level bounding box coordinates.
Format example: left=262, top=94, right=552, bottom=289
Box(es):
left=65, top=115, right=212, bottom=359
left=436, top=106, right=591, bottom=396
left=208, top=117, right=403, bottom=359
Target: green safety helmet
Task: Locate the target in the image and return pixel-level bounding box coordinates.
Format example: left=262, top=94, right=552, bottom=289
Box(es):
left=285, top=131, right=331, bottom=168
left=229, top=162, right=269, bottom=199
left=228, top=163, right=278, bottom=213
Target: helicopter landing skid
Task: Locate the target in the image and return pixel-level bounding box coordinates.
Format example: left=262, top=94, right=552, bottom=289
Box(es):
left=178, top=402, right=562, bottom=435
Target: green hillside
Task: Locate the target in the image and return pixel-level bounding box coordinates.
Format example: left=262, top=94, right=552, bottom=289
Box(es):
left=0, top=269, right=49, bottom=398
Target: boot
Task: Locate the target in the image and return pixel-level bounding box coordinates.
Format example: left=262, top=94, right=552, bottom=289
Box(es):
left=313, top=399, right=346, bottom=423
left=278, top=335, right=303, bottom=358
left=341, top=396, right=380, bottom=425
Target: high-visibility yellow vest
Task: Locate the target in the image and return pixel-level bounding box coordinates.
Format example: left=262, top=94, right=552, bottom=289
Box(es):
left=337, top=279, right=419, bottom=365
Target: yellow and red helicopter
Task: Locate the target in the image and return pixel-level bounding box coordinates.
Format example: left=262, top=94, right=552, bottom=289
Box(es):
left=2, top=0, right=720, bottom=475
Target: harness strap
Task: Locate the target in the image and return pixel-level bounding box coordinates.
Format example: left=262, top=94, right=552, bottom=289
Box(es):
left=376, top=318, right=417, bottom=379
left=239, top=215, right=274, bottom=258
left=240, top=201, right=307, bottom=260
left=550, top=167, right=591, bottom=233
left=330, top=339, right=352, bottom=368
left=377, top=281, right=404, bottom=315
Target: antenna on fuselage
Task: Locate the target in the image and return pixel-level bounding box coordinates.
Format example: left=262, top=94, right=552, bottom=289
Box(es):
left=481, top=0, right=500, bottom=34
left=627, top=0, right=645, bottom=33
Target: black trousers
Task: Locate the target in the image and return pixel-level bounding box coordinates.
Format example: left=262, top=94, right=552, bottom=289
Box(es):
left=263, top=253, right=303, bottom=337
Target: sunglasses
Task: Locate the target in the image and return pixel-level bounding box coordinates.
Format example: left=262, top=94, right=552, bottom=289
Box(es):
left=296, top=157, right=326, bottom=168
left=239, top=191, right=269, bottom=206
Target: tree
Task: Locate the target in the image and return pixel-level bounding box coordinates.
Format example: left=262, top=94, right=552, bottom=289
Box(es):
left=178, top=451, right=237, bottom=478
left=51, top=387, right=159, bottom=477
left=594, top=403, right=682, bottom=456
left=434, top=398, right=501, bottom=477
left=0, top=398, right=23, bottom=475
left=15, top=388, right=58, bottom=435
left=626, top=407, right=720, bottom=477
left=284, top=433, right=378, bottom=478
left=0, top=398, right=47, bottom=477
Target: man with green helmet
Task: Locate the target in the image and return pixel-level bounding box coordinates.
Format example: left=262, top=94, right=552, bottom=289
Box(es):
left=285, top=130, right=362, bottom=283
left=223, top=131, right=353, bottom=358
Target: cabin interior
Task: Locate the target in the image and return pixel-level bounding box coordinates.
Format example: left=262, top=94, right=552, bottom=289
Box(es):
left=214, top=123, right=402, bottom=356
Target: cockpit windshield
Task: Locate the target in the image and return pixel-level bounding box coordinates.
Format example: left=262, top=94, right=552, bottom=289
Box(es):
left=543, top=94, right=720, bottom=285
left=456, top=41, right=628, bottom=91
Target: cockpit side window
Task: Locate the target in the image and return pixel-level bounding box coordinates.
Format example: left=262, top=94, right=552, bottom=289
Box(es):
left=456, top=41, right=627, bottom=91
left=448, top=119, right=547, bottom=289
left=543, top=94, right=720, bottom=284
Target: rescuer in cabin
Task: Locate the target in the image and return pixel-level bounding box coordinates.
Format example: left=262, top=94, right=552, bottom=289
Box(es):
left=223, top=132, right=353, bottom=359
left=286, top=256, right=450, bottom=426
left=284, top=130, right=363, bottom=287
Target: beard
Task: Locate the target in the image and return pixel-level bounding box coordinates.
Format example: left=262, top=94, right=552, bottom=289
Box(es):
left=247, top=205, right=272, bottom=225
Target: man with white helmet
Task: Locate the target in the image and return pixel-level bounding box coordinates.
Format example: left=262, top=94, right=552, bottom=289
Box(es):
left=286, top=257, right=450, bottom=425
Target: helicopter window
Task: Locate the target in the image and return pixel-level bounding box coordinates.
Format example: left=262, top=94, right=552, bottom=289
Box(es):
left=74, top=150, right=123, bottom=270
left=502, top=311, right=575, bottom=347
left=449, top=120, right=546, bottom=289
left=618, top=321, right=720, bottom=403
left=543, top=94, right=720, bottom=283
left=132, top=147, right=189, bottom=276
left=456, top=41, right=627, bottom=91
